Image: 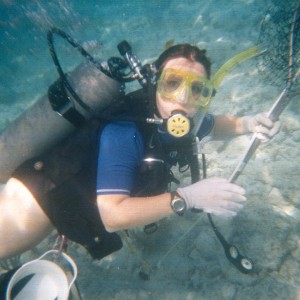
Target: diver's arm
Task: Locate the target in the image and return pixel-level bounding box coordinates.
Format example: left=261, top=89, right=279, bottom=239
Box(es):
left=0, top=178, right=53, bottom=259
left=211, top=115, right=244, bottom=139
left=97, top=177, right=247, bottom=232
left=212, top=114, right=280, bottom=140
left=97, top=193, right=173, bottom=232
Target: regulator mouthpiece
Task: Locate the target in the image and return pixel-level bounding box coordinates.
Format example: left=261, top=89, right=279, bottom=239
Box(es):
left=166, top=111, right=190, bottom=138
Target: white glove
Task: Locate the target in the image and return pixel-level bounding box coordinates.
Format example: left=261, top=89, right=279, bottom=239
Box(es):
left=177, top=177, right=246, bottom=217
left=242, top=113, right=281, bottom=142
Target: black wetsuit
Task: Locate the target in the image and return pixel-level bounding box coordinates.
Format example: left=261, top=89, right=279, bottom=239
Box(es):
left=12, top=89, right=214, bottom=259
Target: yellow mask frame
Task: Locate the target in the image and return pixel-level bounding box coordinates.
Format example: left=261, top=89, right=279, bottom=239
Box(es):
left=157, top=68, right=215, bottom=108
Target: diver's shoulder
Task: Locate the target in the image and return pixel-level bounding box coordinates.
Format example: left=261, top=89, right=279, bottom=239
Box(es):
left=102, top=119, right=141, bottom=137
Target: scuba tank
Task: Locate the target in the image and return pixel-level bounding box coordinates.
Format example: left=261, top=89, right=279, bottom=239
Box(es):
left=0, top=28, right=146, bottom=183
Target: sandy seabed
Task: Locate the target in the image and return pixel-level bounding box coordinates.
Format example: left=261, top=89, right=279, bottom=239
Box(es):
left=1, top=0, right=300, bottom=299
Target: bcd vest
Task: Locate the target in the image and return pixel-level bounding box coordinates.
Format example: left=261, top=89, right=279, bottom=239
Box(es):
left=13, top=89, right=200, bottom=259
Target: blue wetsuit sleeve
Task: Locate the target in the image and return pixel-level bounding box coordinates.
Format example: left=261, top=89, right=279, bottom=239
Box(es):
left=196, top=113, right=215, bottom=139
left=96, top=121, right=144, bottom=195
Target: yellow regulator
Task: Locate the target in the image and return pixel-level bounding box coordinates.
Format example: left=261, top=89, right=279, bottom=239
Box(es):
left=166, top=113, right=190, bottom=138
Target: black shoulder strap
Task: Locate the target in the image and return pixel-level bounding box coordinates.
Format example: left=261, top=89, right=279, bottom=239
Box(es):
left=48, top=78, right=86, bottom=127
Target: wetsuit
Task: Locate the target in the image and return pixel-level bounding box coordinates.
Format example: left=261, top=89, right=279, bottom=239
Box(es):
left=12, top=90, right=215, bottom=259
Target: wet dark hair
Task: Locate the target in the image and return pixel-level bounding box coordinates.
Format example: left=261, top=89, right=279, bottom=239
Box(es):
left=154, top=44, right=212, bottom=79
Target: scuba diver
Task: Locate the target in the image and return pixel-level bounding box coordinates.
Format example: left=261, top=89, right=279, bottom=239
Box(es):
left=0, top=43, right=280, bottom=262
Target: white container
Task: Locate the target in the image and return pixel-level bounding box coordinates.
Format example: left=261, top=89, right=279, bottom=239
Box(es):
left=6, top=250, right=77, bottom=300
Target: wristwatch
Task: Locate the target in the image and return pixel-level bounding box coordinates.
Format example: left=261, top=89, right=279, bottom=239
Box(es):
left=170, top=191, right=186, bottom=216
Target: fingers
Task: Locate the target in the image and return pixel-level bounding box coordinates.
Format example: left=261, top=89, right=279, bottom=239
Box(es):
left=221, top=182, right=246, bottom=197
left=253, top=113, right=281, bottom=140
left=205, top=181, right=246, bottom=217
left=213, top=190, right=246, bottom=211
left=268, top=121, right=281, bottom=137
left=255, top=122, right=281, bottom=142
left=208, top=178, right=246, bottom=197
left=254, top=124, right=271, bottom=135
left=244, top=113, right=281, bottom=140
left=255, top=113, right=274, bottom=128
left=221, top=198, right=244, bottom=210
left=204, top=199, right=244, bottom=217
left=180, top=177, right=247, bottom=217
left=205, top=207, right=238, bottom=217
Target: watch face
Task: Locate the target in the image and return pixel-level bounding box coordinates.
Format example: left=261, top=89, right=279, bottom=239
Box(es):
left=173, top=198, right=185, bottom=210
left=172, top=197, right=186, bottom=214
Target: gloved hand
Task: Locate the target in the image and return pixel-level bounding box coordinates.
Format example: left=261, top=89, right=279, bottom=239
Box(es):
left=177, top=178, right=246, bottom=217
left=242, top=113, right=281, bottom=142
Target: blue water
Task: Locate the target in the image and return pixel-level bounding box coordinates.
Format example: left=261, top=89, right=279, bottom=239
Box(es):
left=0, top=0, right=274, bottom=130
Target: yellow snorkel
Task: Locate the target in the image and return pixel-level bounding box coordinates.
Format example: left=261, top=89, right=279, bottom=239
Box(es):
left=212, top=46, right=261, bottom=90
left=191, top=46, right=262, bottom=138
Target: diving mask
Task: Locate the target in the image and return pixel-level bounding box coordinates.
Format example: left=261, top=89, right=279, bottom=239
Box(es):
left=157, top=68, right=214, bottom=108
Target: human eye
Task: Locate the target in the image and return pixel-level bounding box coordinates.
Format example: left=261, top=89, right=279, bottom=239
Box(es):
left=191, top=81, right=204, bottom=97
left=201, top=86, right=210, bottom=97
left=164, top=75, right=182, bottom=92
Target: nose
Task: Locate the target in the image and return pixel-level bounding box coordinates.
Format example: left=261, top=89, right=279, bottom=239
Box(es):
left=176, top=87, right=189, bottom=104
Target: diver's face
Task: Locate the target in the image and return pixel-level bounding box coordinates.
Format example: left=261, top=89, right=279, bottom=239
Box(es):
left=156, top=57, right=208, bottom=119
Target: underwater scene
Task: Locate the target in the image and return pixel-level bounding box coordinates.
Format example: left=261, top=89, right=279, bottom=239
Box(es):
left=1, top=0, right=300, bottom=299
